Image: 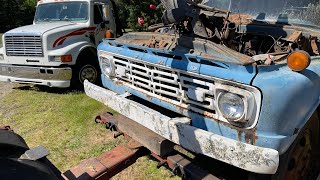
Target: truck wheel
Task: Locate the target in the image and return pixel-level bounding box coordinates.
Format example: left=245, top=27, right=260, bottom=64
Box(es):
left=71, top=56, right=101, bottom=90
left=248, top=113, right=320, bottom=180
left=280, top=112, right=320, bottom=180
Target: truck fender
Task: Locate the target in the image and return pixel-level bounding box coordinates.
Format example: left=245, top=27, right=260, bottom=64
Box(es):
left=78, top=45, right=97, bottom=61
left=48, top=41, right=96, bottom=65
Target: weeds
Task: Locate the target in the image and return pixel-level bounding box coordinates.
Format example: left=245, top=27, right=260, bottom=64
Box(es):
left=0, top=84, right=178, bottom=179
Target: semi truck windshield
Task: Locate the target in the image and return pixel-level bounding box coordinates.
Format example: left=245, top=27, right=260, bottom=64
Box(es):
left=35, top=2, right=89, bottom=23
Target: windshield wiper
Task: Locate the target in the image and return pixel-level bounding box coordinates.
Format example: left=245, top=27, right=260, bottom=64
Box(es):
left=43, top=18, right=51, bottom=22
left=61, top=16, right=72, bottom=22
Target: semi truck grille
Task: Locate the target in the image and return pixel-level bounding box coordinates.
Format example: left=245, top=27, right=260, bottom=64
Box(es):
left=113, top=56, right=217, bottom=117
left=5, top=35, right=43, bottom=57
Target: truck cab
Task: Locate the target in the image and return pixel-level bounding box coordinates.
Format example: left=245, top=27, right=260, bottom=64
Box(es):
left=0, top=0, right=118, bottom=88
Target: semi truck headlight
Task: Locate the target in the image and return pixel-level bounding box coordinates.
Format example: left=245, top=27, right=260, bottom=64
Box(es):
left=218, top=92, right=245, bottom=121
left=100, top=56, right=115, bottom=77
left=0, top=54, right=3, bottom=60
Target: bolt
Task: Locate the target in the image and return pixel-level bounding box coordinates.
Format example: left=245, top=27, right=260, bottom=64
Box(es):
left=191, top=66, right=197, bottom=70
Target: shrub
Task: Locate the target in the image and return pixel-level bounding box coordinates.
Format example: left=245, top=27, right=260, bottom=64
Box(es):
left=115, top=0, right=163, bottom=31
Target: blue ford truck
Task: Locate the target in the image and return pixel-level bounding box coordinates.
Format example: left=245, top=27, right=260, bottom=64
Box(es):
left=85, top=0, right=320, bottom=179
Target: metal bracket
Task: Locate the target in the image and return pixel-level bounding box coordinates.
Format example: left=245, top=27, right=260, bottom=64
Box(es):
left=19, top=145, right=50, bottom=161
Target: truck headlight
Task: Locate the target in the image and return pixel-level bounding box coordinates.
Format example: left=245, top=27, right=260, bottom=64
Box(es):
left=215, top=83, right=261, bottom=128
left=218, top=92, right=245, bottom=121
left=100, top=56, right=115, bottom=77
left=0, top=54, right=3, bottom=60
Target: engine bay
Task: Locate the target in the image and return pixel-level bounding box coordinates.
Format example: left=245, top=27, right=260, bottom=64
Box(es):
left=157, top=0, right=320, bottom=64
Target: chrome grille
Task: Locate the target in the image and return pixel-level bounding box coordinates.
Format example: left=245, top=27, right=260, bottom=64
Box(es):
left=5, top=35, right=43, bottom=57
left=113, top=56, right=217, bottom=115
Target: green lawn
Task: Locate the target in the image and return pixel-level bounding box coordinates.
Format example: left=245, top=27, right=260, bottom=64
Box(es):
left=0, top=84, right=178, bottom=180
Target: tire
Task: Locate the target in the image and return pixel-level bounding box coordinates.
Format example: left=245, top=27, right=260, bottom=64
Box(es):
left=276, top=112, right=320, bottom=180
left=249, top=112, right=320, bottom=180
left=71, top=55, right=101, bottom=90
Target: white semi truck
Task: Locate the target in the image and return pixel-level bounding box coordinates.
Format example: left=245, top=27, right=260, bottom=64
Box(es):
left=0, top=0, right=120, bottom=88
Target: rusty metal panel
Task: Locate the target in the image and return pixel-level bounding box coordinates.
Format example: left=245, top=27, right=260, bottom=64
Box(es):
left=115, top=32, right=252, bottom=64
left=100, top=113, right=175, bottom=156
left=85, top=81, right=279, bottom=174
left=62, top=141, right=146, bottom=180
left=167, top=154, right=220, bottom=180
left=287, top=31, right=302, bottom=42
left=62, top=157, right=106, bottom=179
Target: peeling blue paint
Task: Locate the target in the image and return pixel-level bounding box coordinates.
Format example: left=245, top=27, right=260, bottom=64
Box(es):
left=97, top=38, right=320, bottom=156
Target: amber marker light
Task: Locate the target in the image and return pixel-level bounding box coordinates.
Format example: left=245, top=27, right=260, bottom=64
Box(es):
left=287, top=50, right=311, bottom=72
left=61, top=55, right=72, bottom=62
left=106, top=30, right=112, bottom=38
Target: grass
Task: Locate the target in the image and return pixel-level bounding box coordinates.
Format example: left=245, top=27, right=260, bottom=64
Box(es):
left=0, top=84, right=178, bottom=180
left=0, top=33, right=2, bottom=45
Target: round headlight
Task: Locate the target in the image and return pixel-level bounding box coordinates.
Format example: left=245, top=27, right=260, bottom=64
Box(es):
left=100, top=57, right=113, bottom=76
left=218, top=92, right=245, bottom=121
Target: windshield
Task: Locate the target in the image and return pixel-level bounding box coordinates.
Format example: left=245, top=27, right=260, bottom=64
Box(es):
left=205, top=0, right=320, bottom=26
left=35, top=2, right=88, bottom=22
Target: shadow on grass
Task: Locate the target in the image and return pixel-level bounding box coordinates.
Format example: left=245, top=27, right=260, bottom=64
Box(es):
left=13, top=85, right=83, bottom=94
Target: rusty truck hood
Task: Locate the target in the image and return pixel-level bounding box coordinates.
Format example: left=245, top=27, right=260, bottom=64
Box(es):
left=100, top=32, right=257, bottom=84
left=115, top=32, right=253, bottom=65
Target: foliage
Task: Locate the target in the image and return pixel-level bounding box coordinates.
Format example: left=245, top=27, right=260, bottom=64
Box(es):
left=115, top=0, right=163, bottom=31
left=0, top=0, right=163, bottom=32
left=0, top=34, right=3, bottom=45
left=0, top=0, right=36, bottom=32
left=23, top=0, right=37, bottom=9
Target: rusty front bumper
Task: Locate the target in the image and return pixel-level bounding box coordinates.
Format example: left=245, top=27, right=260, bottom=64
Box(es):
left=84, top=80, right=279, bottom=175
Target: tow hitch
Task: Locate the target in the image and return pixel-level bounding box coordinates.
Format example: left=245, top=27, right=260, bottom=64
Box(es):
left=62, top=112, right=219, bottom=180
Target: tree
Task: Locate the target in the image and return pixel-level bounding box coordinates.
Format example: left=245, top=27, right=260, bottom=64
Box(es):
left=0, top=0, right=21, bottom=31
left=0, top=0, right=163, bottom=32
left=21, top=0, right=37, bottom=24
left=0, top=0, right=36, bottom=32
left=115, top=0, right=163, bottom=31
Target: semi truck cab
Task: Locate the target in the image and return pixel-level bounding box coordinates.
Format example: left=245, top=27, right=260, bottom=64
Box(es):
left=0, top=0, right=118, bottom=88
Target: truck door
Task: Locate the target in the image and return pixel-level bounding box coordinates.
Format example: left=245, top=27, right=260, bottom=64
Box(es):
left=93, top=2, right=116, bottom=45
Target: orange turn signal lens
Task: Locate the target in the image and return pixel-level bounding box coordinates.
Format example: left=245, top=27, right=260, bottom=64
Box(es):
left=105, top=30, right=112, bottom=38
left=287, top=50, right=311, bottom=72
left=61, top=55, right=72, bottom=62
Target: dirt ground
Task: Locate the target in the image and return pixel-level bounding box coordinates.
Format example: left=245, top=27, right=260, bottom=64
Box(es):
left=0, top=82, right=16, bottom=118
left=0, top=82, right=14, bottom=99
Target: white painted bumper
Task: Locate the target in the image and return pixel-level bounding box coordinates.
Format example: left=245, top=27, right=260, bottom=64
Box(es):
left=84, top=80, right=279, bottom=174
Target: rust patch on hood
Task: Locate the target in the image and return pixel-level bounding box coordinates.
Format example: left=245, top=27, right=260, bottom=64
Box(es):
left=228, top=14, right=254, bottom=24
